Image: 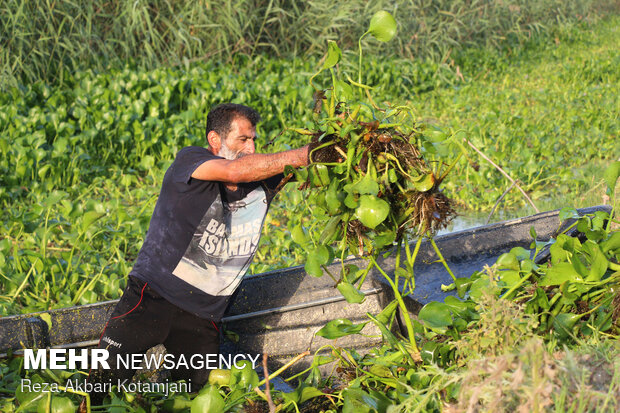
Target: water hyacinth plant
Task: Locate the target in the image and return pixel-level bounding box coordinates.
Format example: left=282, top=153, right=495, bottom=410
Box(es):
left=282, top=11, right=464, bottom=359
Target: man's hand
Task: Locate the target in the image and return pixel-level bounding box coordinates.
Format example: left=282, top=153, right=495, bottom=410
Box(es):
left=191, top=146, right=310, bottom=183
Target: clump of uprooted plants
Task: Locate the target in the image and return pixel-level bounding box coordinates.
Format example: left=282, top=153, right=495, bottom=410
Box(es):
left=280, top=5, right=463, bottom=398
left=281, top=12, right=463, bottom=366
left=304, top=114, right=457, bottom=252
left=283, top=11, right=460, bottom=293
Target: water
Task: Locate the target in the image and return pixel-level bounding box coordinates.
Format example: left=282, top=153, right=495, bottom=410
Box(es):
left=437, top=206, right=540, bottom=235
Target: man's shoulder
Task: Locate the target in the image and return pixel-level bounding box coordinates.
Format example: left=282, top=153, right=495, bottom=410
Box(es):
left=167, top=146, right=220, bottom=186
left=175, top=146, right=215, bottom=160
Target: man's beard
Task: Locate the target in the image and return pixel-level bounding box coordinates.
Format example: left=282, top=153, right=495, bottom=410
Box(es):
left=219, top=141, right=247, bottom=160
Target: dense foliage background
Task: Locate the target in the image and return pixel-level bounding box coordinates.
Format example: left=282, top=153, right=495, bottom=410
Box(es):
left=1, top=0, right=618, bottom=88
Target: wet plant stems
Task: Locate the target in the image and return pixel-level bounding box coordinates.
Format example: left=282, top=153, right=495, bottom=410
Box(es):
left=502, top=271, right=535, bottom=300
left=394, top=239, right=402, bottom=286
left=358, top=32, right=369, bottom=83
left=321, top=265, right=338, bottom=283
left=257, top=351, right=310, bottom=387
left=355, top=261, right=374, bottom=288
left=406, top=235, right=423, bottom=272
left=438, top=152, right=463, bottom=182
left=285, top=344, right=348, bottom=383
left=370, top=255, right=419, bottom=353
left=429, top=237, right=457, bottom=282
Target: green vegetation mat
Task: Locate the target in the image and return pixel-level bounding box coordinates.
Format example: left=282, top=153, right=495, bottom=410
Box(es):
left=0, top=16, right=618, bottom=315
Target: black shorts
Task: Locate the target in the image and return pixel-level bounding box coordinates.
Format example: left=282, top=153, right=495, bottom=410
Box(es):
left=88, top=276, right=220, bottom=402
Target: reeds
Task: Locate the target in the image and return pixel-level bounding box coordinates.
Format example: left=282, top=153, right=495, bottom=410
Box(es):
left=0, top=0, right=616, bottom=88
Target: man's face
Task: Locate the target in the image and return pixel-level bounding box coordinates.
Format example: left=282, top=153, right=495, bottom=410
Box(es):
left=218, top=117, right=257, bottom=160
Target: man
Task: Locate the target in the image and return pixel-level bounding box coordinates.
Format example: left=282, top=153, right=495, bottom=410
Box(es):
left=84, top=103, right=310, bottom=407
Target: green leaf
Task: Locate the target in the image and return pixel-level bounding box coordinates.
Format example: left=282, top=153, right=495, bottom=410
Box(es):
left=510, top=246, right=530, bottom=261
left=394, top=266, right=411, bottom=279
left=367, top=313, right=402, bottom=349
left=371, top=229, right=396, bottom=250
left=310, top=164, right=330, bottom=186
left=469, top=276, right=496, bottom=301
left=553, top=313, right=582, bottom=340
left=366, top=389, right=393, bottom=412
left=559, top=282, right=579, bottom=306
left=368, top=365, right=392, bottom=378
left=520, top=259, right=537, bottom=273
left=418, top=302, right=453, bottom=328
left=162, top=396, right=192, bottom=412
left=443, top=296, right=470, bottom=317
left=539, top=262, right=583, bottom=286
left=497, top=252, right=520, bottom=271
left=80, top=211, right=104, bottom=233
left=351, top=170, right=380, bottom=195
left=322, top=40, right=342, bottom=70
left=316, top=318, right=367, bottom=339
left=426, top=126, right=448, bottom=142
left=326, top=182, right=344, bottom=214
left=335, top=79, right=354, bottom=101
left=337, top=281, right=365, bottom=304
left=39, top=313, right=52, bottom=331
left=410, top=173, right=435, bottom=192
left=601, top=231, right=620, bottom=254
left=342, top=388, right=372, bottom=413
left=604, top=161, right=620, bottom=195
left=368, top=11, right=397, bottom=42
left=583, top=241, right=608, bottom=282
left=37, top=164, right=52, bottom=180
left=320, top=216, right=341, bottom=244
left=291, top=224, right=309, bottom=245
left=344, top=193, right=359, bottom=209
left=229, top=360, right=259, bottom=391
left=526, top=288, right=550, bottom=313
left=421, top=341, right=439, bottom=364
left=37, top=395, right=75, bottom=413
left=498, top=270, right=520, bottom=287
left=304, top=255, right=323, bottom=277
left=315, top=245, right=330, bottom=265
left=282, top=384, right=324, bottom=405
left=191, top=385, right=225, bottom=413
left=355, top=195, right=389, bottom=229
left=375, top=299, right=399, bottom=326
left=455, top=277, right=473, bottom=298
left=550, top=237, right=572, bottom=264
left=559, top=207, right=580, bottom=221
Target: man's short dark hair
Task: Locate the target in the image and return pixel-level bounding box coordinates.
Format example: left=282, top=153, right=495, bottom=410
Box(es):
left=206, top=103, right=260, bottom=143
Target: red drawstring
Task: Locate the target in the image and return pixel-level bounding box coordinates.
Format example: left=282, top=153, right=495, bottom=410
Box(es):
left=97, top=282, right=148, bottom=345
left=88, top=282, right=148, bottom=377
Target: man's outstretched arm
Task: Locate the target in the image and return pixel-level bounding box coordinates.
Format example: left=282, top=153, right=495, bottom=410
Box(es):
left=191, top=145, right=310, bottom=184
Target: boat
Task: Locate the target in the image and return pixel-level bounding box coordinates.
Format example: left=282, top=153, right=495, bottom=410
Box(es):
left=0, top=205, right=611, bottom=375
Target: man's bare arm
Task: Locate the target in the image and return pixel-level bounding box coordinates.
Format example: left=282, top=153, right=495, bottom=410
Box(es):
left=191, top=145, right=309, bottom=183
